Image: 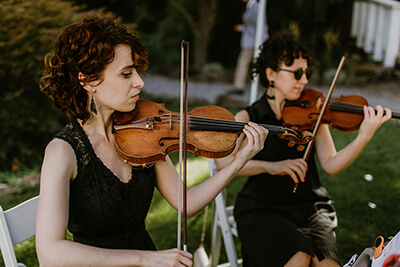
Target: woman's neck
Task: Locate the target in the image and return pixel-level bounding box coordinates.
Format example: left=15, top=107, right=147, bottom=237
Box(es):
left=267, top=95, right=286, bottom=120
left=79, top=112, right=114, bottom=142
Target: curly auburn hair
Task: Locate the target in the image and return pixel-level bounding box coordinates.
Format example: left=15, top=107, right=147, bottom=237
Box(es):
left=40, top=17, right=148, bottom=121
left=252, top=32, right=314, bottom=88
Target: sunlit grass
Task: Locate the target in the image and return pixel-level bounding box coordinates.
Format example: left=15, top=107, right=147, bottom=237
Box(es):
left=147, top=155, right=211, bottom=252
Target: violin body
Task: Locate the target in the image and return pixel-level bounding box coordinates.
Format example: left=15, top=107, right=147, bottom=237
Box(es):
left=114, top=101, right=238, bottom=165
left=283, top=88, right=369, bottom=132
left=114, top=100, right=313, bottom=165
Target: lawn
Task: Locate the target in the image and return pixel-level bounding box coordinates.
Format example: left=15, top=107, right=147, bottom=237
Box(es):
left=1, top=120, right=399, bottom=266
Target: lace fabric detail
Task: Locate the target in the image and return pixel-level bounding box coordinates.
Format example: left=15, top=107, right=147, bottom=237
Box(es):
left=54, top=121, right=156, bottom=245
left=54, top=123, right=88, bottom=168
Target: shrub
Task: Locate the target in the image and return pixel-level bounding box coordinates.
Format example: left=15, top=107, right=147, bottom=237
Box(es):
left=0, top=0, right=120, bottom=171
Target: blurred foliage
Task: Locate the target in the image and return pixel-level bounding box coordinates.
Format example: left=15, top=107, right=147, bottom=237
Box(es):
left=0, top=0, right=120, bottom=171
left=69, top=0, right=225, bottom=75
left=68, top=0, right=354, bottom=77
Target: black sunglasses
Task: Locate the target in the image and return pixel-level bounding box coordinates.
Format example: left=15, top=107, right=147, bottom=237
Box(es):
left=278, top=68, right=313, bottom=80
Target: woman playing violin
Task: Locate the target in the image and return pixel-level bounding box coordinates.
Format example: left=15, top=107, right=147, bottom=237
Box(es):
left=216, top=32, right=391, bottom=267
left=36, top=17, right=268, bottom=267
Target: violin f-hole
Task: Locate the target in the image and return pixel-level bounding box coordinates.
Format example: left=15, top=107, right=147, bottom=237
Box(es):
left=158, top=137, right=179, bottom=147
left=308, top=112, right=320, bottom=120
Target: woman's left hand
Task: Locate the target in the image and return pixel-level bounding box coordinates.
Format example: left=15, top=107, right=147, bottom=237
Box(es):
left=358, top=105, right=391, bottom=141
left=234, top=122, right=269, bottom=164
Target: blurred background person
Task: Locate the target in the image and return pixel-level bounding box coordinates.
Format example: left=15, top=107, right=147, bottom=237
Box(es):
left=228, top=0, right=268, bottom=96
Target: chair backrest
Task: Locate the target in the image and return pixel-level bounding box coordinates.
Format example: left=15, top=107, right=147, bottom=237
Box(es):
left=0, top=195, right=39, bottom=267
left=208, top=159, right=242, bottom=267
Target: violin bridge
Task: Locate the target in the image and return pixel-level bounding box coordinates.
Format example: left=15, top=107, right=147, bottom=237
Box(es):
left=168, top=113, right=172, bottom=131
left=316, top=97, right=323, bottom=110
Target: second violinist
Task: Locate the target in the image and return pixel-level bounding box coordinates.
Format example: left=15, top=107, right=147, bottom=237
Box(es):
left=216, top=32, right=391, bottom=267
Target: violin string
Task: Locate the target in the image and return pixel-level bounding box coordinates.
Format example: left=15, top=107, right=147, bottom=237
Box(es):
left=187, top=117, right=286, bottom=133
left=331, top=101, right=400, bottom=118
left=155, top=115, right=230, bottom=126
left=118, top=115, right=308, bottom=142
left=156, top=114, right=286, bottom=133
left=329, top=100, right=364, bottom=114
left=157, top=115, right=241, bottom=128
left=159, top=118, right=244, bottom=131
left=156, top=114, right=260, bottom=129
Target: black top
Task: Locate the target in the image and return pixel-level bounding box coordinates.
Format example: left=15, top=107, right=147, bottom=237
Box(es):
left=236, top=94, right=330, bottom=210
left=233, top=95, right=340, bottom=266
left=54, top=120, right=156, bottom=250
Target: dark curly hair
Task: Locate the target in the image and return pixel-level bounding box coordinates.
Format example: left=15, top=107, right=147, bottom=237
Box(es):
left=252, top=32, right=314, bottom=88
left=40, top=17, right=148, bottom=121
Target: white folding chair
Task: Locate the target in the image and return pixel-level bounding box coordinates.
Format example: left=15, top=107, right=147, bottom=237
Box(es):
left=0, top=195, right=39, bottom=267
left=208, top=159, right=242, bottom=267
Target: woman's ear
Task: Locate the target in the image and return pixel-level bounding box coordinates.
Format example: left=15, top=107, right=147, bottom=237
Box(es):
left=78, top=72, right=98, bottom=93
left=265, top=67, right=275, bottom=82
left=78, top=72, right=93, bottom=92
left=78, top=72, right=87, bottom=88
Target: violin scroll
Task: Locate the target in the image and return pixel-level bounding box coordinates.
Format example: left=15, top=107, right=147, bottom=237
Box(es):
left=280, top=126, right=313, bottom=151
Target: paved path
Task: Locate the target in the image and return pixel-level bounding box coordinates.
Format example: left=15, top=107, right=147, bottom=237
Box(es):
left=142, top=75, right=400, bottom=112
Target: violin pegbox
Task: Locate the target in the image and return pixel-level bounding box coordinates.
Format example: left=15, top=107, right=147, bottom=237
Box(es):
left=280, top=126, right=313, bottom=151
left=282, top=123, right=313, bottom=151
left=298, top=130, right=313, bottom=151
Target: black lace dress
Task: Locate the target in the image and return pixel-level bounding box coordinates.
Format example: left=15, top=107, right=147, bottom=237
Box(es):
left=54, top=120, right=157, bottom=250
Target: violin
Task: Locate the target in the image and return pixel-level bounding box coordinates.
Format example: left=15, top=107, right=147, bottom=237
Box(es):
left=113, top=100, right=314, bottom=165
left=283, top=88, right=399, bottom=132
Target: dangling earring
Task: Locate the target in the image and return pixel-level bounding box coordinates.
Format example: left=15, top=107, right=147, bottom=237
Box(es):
left=266, top=81, right=275, bottom=99
left=90, top=93, right=97, bottom=115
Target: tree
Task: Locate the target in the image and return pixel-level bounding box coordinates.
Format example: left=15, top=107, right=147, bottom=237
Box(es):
left=168, top=0, right=217, bottom=72
left=0, top=0, right=117, bottom=170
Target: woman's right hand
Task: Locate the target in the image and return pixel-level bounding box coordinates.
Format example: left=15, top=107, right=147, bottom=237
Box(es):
left=265, top=158, right=307, bottom=183
left=144, top=249, right=193, bottom=267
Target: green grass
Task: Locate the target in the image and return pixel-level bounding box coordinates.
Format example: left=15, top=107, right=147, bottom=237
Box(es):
left=1, top=120, right=399, bottom=266
left=319, top=120, right=400, bottom=262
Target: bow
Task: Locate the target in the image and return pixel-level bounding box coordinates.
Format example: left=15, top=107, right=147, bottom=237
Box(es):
left=177, top=40, right=189, bottom=250
left=293, top=53, right=348, bottom=193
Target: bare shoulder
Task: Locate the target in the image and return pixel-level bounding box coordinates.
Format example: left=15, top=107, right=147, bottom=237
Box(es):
left=46, top=138, right=73, bottom=153
left=235, top=109, right=250, bottom=123
left=42, top=138, right=77, bottom=181
left=44, top=138, right=76, bottom=162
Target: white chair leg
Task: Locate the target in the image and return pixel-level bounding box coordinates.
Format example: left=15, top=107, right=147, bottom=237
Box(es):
left=208, top=159, right=241, bottom=267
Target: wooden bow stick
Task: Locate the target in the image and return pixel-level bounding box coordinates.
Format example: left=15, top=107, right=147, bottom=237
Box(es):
left=177, top=40, right=189, bottom=251
left=293, top=53, right=348, bottom=193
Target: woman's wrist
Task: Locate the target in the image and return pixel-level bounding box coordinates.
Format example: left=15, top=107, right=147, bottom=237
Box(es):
left=231, top=155, right=249, bottom=172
